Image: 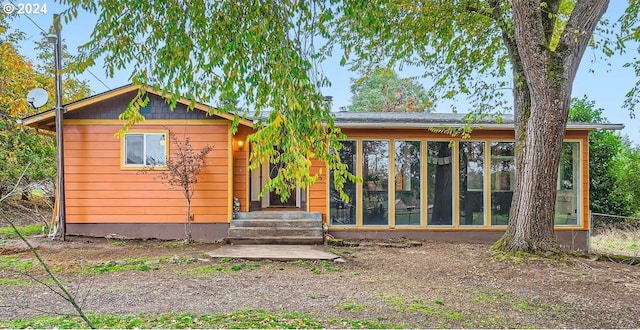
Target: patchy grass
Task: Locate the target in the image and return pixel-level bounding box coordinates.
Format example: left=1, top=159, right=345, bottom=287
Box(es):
left=0, top=310, right=328, bottom=329
left=336, top=299, right=366, bottom=312
left=181, top=262, right=260, bottom=277
left=78, top=254, right=202, bottom=274
left=328, top=247, right=353, bottom=256
left=161, top=240, right=198, bottom=249
left=0, top=310, right=414, bottom=329
left=230, top=262, right=260, bottom=272
left=0, top=277, right=54, bottom=288
left=327, top=318, right=406, bottom=329
left=0, top=277, right=32, bottom=287
left=469, top=290, right=566, bottom=327
left=320, top=260, right=342, bottom=272
left=590, top=228, right=640, bottom=257
left=294, top=259, right=342, bottom=274
left=0, top=224, right=44, bottom=239
left=0, top=254, right=35, bottom=272
left=377, top=294, right=464, bottom=322
left=79, top=258, right=161, bottom=274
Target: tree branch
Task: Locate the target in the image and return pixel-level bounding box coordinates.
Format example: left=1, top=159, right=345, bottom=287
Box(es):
left=0, top=165, right=95, bottom=329
left=558, top=0, right=609, bottom=82
left=541, top=0, right=562, bottom=44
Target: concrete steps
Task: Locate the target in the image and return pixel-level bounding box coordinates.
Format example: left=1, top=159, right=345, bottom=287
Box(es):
left=227, top=211, right=324, bottom=245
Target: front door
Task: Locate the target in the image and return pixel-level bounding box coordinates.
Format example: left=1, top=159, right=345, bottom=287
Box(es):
left=269, top=161, right=296, bottom=207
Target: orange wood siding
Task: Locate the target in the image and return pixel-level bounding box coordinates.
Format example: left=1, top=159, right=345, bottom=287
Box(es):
left=63, top=123, right=230, bottom=224
left=308, top=159, right=328, bottom=221
left=232, top=126, right=252, bottom=212
left=573, top=131, right=590, bottom=229
left=562, top=130, right=590, bottom=229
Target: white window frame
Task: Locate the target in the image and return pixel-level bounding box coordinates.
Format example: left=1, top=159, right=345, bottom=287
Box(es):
left=122, top=132, right=168, bottom=168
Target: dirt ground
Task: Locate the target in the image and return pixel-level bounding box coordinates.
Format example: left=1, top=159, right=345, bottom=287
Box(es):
left=1, top=234, right=639, bottom=328
left=1, top=201, right=640, bottom=328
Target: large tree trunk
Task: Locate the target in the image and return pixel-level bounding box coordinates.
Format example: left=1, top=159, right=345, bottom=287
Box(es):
left=502, top=89, right=568, bottom=252
left=495, top=0, right=608, bottom=253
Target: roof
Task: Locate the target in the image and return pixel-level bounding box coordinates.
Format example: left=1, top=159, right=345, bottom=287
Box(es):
left=21, top=85, right=253, bottom=130
left=22, top=87, right=624, bottom=132
left=330, top=111, right=625, bottom=131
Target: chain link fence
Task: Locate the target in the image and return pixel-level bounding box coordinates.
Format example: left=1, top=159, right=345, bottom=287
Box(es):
left=589, top=212, right=640, bottom=257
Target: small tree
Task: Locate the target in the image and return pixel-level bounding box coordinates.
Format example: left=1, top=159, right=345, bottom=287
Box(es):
left=156, top=130, right=213, bottom=242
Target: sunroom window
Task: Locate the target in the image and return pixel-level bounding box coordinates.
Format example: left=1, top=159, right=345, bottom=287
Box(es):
left=394, top=141, right=422, bottom=226
left=362, top=140, right=390, bottom=226
left=490, top=142, right=515, bottom=226
left=427, top=141, right=454, bottom=226
left=555, top=142, right=580, bottom=226
left=124, top=133, right=167, bottom=166
left=330, top=141, right=357, bottom=226
left=459, top=141, right=486, bottom=226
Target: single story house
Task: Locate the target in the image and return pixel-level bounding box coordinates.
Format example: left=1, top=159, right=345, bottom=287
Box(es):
left=21, top=85, right=623, bottom=250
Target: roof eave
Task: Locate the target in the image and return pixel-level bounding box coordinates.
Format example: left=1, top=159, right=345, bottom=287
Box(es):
left=335, top=122, right=515, bottom=130
left=566, top=123, right=625, bottom=131
left=20, top=84, right=253, bottom=130
left=334, top=122, right=626, bottom=131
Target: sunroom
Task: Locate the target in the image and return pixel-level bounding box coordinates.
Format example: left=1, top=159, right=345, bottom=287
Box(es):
left=325, top=112, right=620, bottom=233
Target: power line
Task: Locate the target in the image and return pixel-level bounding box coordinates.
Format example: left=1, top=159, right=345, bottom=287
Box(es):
left=7, top=0, right=111, bottom=91
left=86, top=70, right=110, bottom=90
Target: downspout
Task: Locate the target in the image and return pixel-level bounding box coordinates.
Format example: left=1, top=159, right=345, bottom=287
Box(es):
left=50, top=14, right=65, bottom=240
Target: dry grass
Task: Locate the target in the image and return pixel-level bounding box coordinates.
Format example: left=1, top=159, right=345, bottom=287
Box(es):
left=590, top=227, right=640, bottom=257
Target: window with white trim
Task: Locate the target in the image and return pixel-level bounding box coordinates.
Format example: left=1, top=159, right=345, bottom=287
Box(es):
left=124, top=133, right=167, bottom=166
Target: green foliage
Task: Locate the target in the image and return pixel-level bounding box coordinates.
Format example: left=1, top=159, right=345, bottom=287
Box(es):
left=349, top=68, right=432, bottom=112
left=0, top=223, right=44, bottom=238
left=334, top=1, right=513, bottom=115
left=59, top=0, right=355, bottom=202
left=610, top=142, right=640, bottom=216
left=0, top=13, right=91, bottom=197
left=568, top=97, right=640, bottom=216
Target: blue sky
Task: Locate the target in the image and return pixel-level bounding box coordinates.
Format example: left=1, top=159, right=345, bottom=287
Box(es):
left=8, top=1, right=640, bottom=144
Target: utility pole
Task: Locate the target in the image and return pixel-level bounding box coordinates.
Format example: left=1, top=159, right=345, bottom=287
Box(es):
left=48, top=13, right=65, bottom=240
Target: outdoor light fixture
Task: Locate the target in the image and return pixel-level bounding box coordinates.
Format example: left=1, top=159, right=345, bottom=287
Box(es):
left=160, top=135, right=166, bottom=146
left=47, top=33, right=57, bottom=44
left=237, top=140, right=244, bottom=149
